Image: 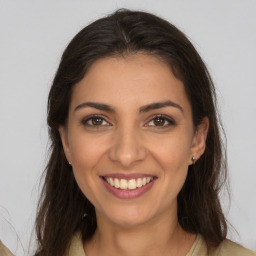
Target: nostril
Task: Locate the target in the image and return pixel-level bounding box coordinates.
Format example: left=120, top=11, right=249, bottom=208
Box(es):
left=108, top=146, right=147, bottom=168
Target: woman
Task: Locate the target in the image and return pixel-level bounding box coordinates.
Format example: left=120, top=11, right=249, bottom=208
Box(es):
left=35, top=9, right=256, bottom=256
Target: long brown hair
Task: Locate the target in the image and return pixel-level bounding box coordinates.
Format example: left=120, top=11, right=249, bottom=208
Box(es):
left=35, top=9, right=227, bottom=255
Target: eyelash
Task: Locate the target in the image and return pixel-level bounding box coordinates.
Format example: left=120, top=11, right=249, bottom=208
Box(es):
left=145, top=114, right=176, bottom=128
left=81, top=114, right=176, bottom=128
left=81, top=115, right=111, bottom=127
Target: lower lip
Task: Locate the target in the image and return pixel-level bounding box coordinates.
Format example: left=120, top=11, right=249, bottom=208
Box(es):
left=102, top=178, right=156, bottom=199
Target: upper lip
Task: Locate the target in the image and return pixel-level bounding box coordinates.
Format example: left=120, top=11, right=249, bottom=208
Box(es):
left=100, top=173, right=157, bottom=179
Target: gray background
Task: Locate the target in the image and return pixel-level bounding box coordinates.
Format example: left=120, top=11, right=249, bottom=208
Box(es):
left=0, top=0, right=255, bottom=255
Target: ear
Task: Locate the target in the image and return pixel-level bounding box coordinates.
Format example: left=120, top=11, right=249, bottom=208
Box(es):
left=59, top=126, right=72, bottom=164
left=189, top=117, right=209, bottom=165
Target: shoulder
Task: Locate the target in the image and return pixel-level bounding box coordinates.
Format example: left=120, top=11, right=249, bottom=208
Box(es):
left=188, top=235, right=256, bottom=256
left=0, top=241, right=14, bottom=256
left=66, top=233, right=86, bottom=256
left=216, top=239, right=256, bottom=256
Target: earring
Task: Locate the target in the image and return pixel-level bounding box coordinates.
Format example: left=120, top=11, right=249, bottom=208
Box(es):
left=82, top=213, right=87, bottom=220
left=191, top=156, right=196, bottom=164
left=68, top=162, right=72, bottom=165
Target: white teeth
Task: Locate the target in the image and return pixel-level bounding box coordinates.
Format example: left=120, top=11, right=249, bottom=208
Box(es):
left=120, top=179, right=128, bottom=189
left=137, top=178, right=142, bottom=188
left=105, top=176, right=154, bottom=190
left=109, top=177, right=114, bottom=186
left=114, top=178, right=120, bottom=188
left=128, top=179, right=137, bottom=190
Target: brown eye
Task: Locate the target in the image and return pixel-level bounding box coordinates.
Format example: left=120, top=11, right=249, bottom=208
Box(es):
left=153, top=117, right=166, bottom=126
left=146, top=115, right=175, bottom=128
left=82, top=115, right=110, bottom=127
left=91, top=117, right=104, bottom=125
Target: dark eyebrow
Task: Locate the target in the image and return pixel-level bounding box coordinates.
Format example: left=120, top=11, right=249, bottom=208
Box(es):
left=74, top=100, right=183, bottom=114
left=139, top=100, right=183, bottom=113
left=74, top=102, right=115, bottom=112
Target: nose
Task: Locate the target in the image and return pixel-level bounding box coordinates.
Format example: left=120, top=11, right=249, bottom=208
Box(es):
left=108, top=126, right=147, bottom=168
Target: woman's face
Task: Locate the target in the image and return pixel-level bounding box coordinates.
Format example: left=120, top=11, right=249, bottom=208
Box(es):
left=59, top=54, right=208, bottom=227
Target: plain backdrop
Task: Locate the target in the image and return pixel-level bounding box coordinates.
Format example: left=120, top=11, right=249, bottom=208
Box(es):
left=0, top=1, right=255, bottom=255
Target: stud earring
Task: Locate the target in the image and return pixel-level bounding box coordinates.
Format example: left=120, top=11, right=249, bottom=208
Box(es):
left=82, top=213, right=87, bottom=220
left=68, top=162, right=72, bottom=165
left=191, top=156, right=196, bottom=164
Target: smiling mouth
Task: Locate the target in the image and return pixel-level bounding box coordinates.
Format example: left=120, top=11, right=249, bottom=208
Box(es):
left=101, top=176, right=155, bottom=190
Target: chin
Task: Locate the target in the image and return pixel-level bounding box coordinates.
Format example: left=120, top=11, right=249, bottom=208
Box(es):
left=99, top=206, right=154, bottom=228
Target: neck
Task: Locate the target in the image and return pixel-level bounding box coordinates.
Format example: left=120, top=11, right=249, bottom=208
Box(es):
left=85, top=212, right=195, bottom=256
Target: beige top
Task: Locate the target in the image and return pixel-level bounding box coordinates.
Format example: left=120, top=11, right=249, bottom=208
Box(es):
left=0, top=241, right=14, bottom=256
left=67, top=233, right=256, bottom=256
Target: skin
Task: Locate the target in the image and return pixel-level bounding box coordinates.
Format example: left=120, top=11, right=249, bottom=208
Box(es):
left=59, top=54, right=209, bottom=256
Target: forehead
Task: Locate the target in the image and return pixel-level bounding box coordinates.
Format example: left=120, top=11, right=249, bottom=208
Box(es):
left=70, top=54, right=191, bottom=114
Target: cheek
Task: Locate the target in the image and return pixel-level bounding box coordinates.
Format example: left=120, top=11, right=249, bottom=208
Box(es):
left=149, top=132, right=191, bottom=195
left=68, top=133, right=108, bottom=199
left=69, top=131, right=108, bottom=168
left=150, top=131, right=192, bottom=169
